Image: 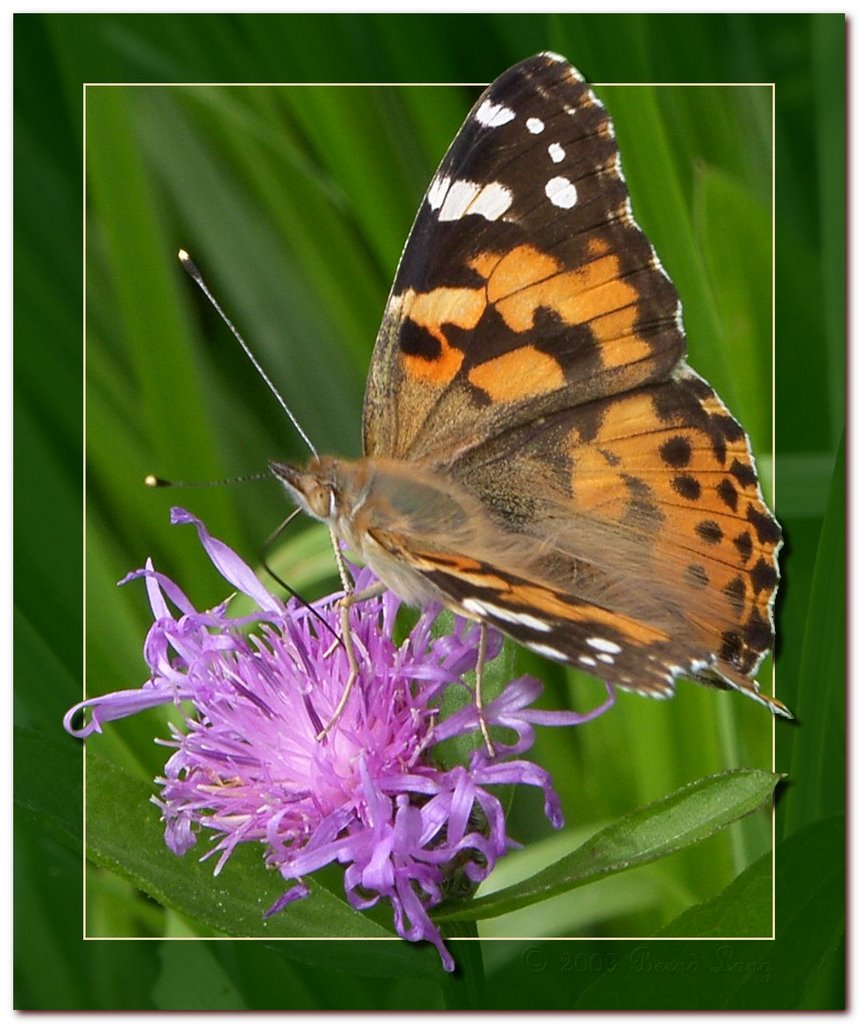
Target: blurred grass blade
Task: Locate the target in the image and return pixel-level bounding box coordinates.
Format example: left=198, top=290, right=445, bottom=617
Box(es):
left=694, top=165, right=772, bottom=447
left=435, top=769, right=781, bottom=922
left=783, top=432, right=845, bottom=835
left=15, top=729, right=82, bottom=851
left=438, top=921, right=486, bottom=1010
left=153, top=945, right=247, bottom=1011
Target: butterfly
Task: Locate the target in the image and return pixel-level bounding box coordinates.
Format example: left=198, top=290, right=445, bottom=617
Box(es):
left=272, top=51, right=789, bottom=719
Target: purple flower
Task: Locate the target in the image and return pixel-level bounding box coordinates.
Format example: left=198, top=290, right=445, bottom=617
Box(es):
left=67, top=508, right=614, bottom=970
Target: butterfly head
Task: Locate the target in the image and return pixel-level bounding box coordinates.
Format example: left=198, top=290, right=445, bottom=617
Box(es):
left=270, top=456, right=371, bottom=531
left=271, top=456, right=339, bottom=524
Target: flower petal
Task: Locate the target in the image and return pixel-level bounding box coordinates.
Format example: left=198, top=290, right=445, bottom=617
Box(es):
left=264, top=882, right=311, bottom=918
left=170, top=507, right=282, bottom=614
left=62, top=683, right=181, bottom=738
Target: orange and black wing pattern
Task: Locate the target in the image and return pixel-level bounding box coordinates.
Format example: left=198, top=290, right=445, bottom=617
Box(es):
left=434, top=367, right=784, bottom=712
left=363, top=52, right=685, bottom=463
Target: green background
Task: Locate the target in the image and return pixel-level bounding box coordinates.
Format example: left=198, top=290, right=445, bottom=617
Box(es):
left=14, top=12, right=844, bottom=1011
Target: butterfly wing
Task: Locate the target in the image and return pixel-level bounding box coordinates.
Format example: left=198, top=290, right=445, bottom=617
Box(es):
left=359, top=52, right=782, bottom=712
left=363, top=51, right=684, bottom=464
left=438, top=367, right=784, bottom=710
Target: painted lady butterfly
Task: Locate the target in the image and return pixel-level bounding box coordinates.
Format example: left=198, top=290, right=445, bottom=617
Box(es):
left=272, top=52, right=788, bottom=718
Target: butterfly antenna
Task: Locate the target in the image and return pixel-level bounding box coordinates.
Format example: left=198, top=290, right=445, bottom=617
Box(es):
left=261, top=508, right=342, bottom=646
left=178, top=249, right=318, bottom=457
left=144, top=471, right=270, bottom=489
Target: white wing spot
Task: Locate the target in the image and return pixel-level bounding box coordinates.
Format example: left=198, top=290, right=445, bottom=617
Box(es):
left=469, top=181, right=513, bottom=221
left=438, top=179, right=480, bottom=221
left=427, top=175, right=451, bottom=211
left=545, top=176, right=578, bottom=209
left=461, top=597, right=550, bottom=632
left=528, top=642, right=568, bottom=662
left=596, top=652, right=615, bottom=665
left=578, top=655, right=598, bottom=667
left=586, top=637, right=622, bottom=655
left=461, top=597, right=486, bottom=618
left=437, top=179, right=512, bottom=222
left=476, top=99, right=515, bottom=128
left=548, top=142, right=565, bottom=163
left=526, top=116, right=545, bottom=134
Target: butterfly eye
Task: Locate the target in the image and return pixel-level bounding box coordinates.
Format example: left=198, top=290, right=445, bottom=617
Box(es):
left=304, top=484, right=338, bottom=521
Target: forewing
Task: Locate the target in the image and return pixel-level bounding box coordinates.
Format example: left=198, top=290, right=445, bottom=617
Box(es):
left=363, top=52, right=685, bottom=462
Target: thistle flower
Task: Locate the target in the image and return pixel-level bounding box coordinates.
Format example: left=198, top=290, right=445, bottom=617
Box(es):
left=67, top=508, right=614, bottom=970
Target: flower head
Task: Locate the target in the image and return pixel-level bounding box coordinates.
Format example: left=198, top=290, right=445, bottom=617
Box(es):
left=67, top=508, right=613, bottom=970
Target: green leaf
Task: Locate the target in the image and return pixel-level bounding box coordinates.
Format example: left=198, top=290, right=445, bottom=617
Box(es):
left=573, top=815, right=844, bottom=1010
left=84, top=752, right=441, bottom=978
left=659, top=845, right=772, bottom=937
left=434, top=769, right=782, bottom=922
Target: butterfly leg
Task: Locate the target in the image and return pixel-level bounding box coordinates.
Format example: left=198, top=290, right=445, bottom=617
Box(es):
left=475, top=624, right=496, bottom=757
left=319, top=529, right=355, bottom=661
left=317, top=533, right=386, bottom=740
left=314, top=598, right=363, bottom=741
